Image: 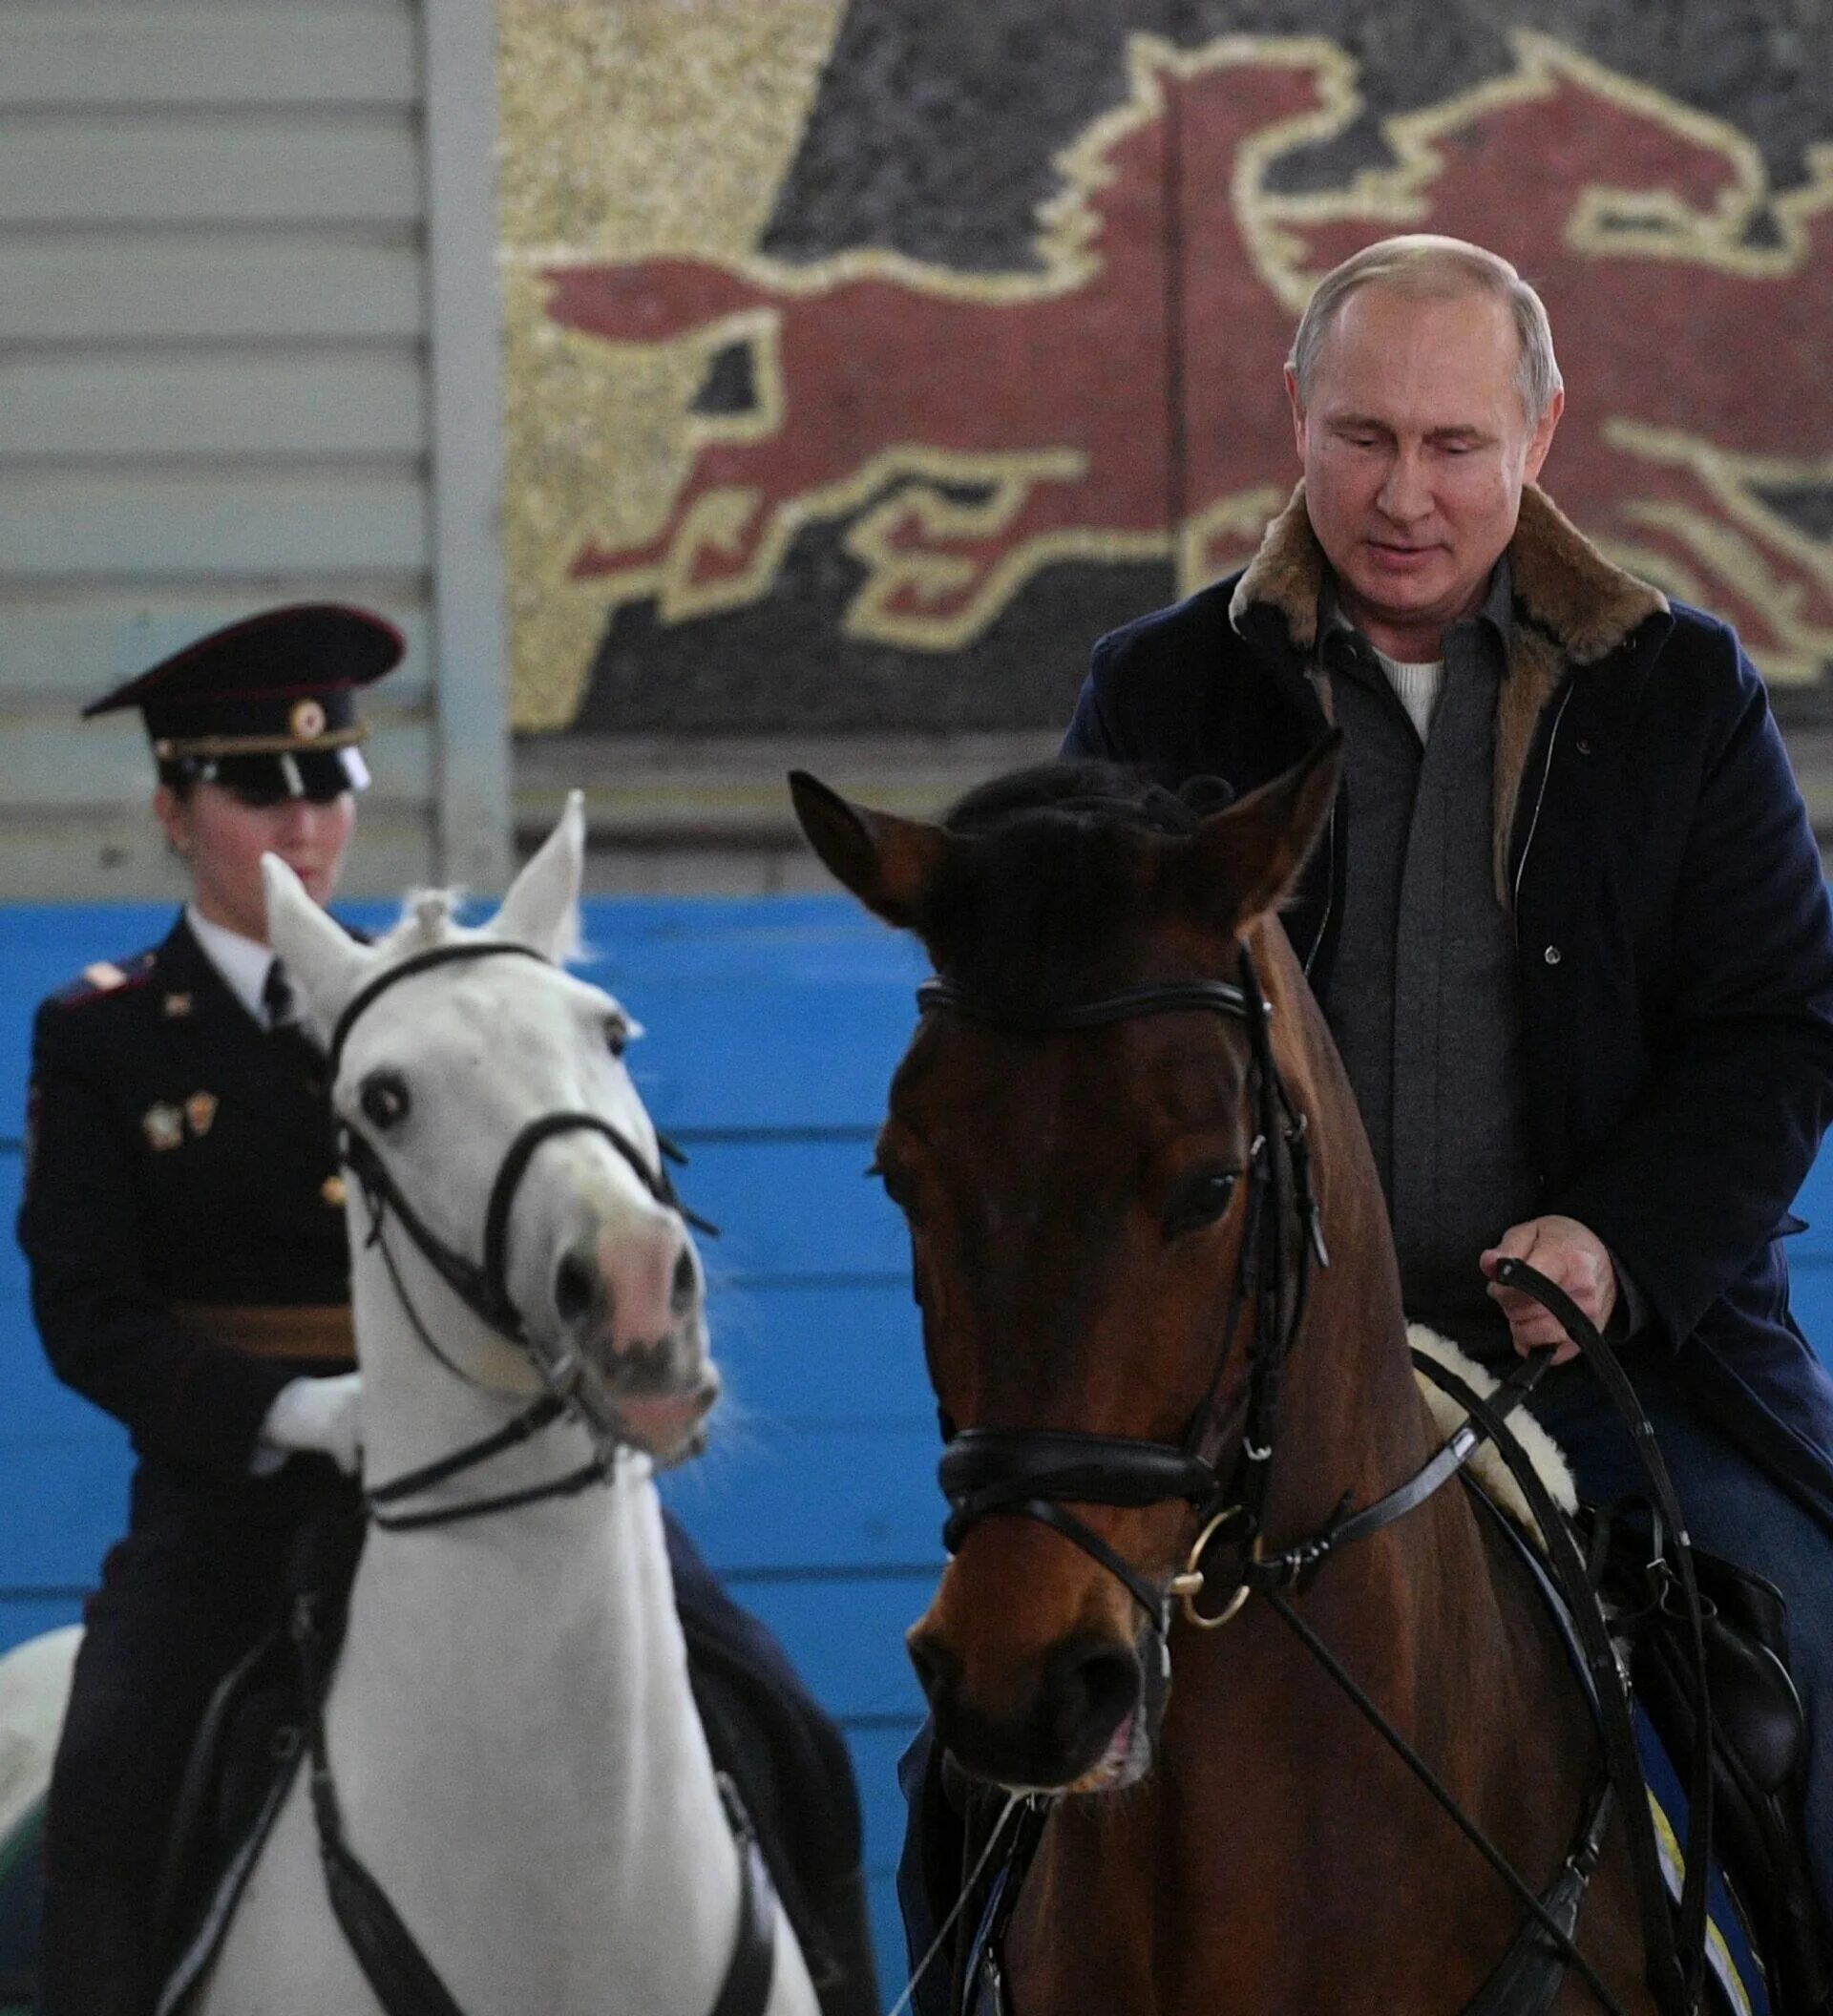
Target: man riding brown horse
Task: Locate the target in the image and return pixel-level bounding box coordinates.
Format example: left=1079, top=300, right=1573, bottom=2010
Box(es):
left=860, top=234, right=1833, bottom=2010
left=1058, top=235, right=1833, bottom=1923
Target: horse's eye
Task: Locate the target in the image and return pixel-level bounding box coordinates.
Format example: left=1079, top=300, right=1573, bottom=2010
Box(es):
left=604, top=1017, right=629, bottom=1060
left=360, top=1072, right=411, bottom=1131
left=1163, top=1166, right=1238, bottom=1239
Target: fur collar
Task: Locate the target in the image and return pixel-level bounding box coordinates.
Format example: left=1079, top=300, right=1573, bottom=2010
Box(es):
left=1229, top=484, right=1668, bottom=900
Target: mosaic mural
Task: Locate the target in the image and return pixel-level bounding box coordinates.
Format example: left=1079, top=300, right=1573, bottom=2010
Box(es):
left=498, top=0, right=1833, bottom=737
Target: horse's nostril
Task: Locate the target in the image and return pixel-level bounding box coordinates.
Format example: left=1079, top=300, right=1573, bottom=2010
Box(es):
left=554, top=1250, right=598, bottom=1325
left=670, top=1246, right=698, bottom=1314
left=907, top=1632, right=960, bottom=1712
left=1044, top=1641, right=1139, bottom=1760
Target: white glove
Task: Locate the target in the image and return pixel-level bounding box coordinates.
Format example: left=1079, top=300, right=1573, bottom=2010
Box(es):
left=252, top=1372, right=364, bottom=1477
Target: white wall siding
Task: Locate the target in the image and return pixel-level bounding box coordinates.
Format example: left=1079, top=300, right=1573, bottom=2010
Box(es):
left=0, top=0, right=508, bottom=902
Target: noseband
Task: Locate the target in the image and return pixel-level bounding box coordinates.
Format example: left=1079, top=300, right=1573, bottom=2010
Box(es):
left=327, top=940, right=713, bottom=1526
left=923, top=947, right=1328, bottom=1637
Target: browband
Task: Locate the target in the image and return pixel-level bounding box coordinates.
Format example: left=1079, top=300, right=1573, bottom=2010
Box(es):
left=329, top=941, right=552, bottom=1075
left=916, top=976, right=1253, bottom=1031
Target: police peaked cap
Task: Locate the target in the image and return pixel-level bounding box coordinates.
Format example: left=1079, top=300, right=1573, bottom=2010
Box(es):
left=83, top=604, right=404, bottom=771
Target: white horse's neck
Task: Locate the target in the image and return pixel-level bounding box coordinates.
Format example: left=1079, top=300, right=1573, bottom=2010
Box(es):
left=327, top=1238, right=748, bottom=2013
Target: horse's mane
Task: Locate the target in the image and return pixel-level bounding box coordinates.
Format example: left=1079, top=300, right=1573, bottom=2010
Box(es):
left=926, top=763, right=1236, bottom=1011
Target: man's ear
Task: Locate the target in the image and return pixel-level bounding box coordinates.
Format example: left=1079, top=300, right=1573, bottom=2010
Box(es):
left=1173, top=732, right=1342, bottom=937
left=788, top=771, right=951, bottom=930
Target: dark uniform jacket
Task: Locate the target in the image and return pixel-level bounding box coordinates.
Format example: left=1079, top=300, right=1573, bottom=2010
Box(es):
left=1064, top=481, right=1833, bottom=1531
left=18, top=914, right=351, bottom=1480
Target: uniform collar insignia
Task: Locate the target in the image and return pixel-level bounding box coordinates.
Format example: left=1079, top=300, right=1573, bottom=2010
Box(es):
left=142, top=1102, right=184, bottom=1151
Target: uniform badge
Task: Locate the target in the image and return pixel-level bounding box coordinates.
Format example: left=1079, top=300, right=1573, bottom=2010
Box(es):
left=290, top=698, right=327, bottom=741
left=82, top=961, right=129, bottom=994
left=185, top=1092, right=218, bottom=1137
left=163, top=992, right=193, bottom=1018
left=321, top=1174, right=348, bottom=1208
left=142, top=1102, right=184, bottom=1152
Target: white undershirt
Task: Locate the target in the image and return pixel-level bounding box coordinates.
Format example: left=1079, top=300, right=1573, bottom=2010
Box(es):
left=1372, top=650, right=1445, bottom=744
left=185, top=904, right=278, bottom=1028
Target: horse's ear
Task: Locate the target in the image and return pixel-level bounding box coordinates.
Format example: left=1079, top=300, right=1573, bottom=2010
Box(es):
left=263, top=854, right=370, bottom=1033
left=1179, top=732, right=1343, bottom=935
left=788, top=770, right=949, bottom=929
left=493, top=788, right=583, bottom=961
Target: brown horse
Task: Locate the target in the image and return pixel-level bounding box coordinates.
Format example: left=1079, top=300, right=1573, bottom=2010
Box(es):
left=791, top=744, right=1663, bottom=2016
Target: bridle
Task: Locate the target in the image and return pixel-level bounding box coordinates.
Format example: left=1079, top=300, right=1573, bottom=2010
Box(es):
left=927, top=945, right=1335, bottom=1637
left=327, top=940, right=714, bottom=1531
left=916, top=943, right=1716, bottom=2016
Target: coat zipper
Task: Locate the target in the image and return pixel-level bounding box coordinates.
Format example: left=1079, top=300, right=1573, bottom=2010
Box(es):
left=1303, top=804, right=1337, bottom=979
left=1511, top=682, right=1574, bottom=949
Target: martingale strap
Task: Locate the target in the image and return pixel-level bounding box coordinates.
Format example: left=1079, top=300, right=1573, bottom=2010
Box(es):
left=288, top=1593, right=778, bottom=2016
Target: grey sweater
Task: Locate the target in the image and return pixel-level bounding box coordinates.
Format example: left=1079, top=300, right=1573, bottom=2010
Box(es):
left=1315, top=565, right=1543, bottom=1363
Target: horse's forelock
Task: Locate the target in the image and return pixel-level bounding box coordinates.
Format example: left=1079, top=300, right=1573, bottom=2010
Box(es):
left=925, top=765, right=1219, bottom=1007
left=381, top=886, right=464, bottom=957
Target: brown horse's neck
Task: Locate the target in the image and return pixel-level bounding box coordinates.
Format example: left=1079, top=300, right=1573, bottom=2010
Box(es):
left=1004, top=929, right=1636, bottom=2014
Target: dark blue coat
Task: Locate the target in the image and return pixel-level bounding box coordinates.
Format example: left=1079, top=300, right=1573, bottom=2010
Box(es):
left=1064, top=483, right=1833, bottom=1531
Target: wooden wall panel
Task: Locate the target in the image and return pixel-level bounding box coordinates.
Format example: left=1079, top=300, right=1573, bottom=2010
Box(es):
left=0, top=118, right=421, bottom=228
left=0, top=356, right=427, bottom=463
left=0, top=242, right=426, bottom=346
left=0, top=474, right=429, bottom=580
left=0, top=0, right=509, bottom=899
left=0, top=7, right=417, bottom=109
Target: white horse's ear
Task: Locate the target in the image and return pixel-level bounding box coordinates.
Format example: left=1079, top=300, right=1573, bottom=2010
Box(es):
left=263, top=854, right=370, bottom=1034
left=492, top=789, right=583, bottom=962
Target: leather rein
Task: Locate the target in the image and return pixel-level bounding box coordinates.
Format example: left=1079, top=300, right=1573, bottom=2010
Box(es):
left=918, top=948, right=1715, bottom=2016
left=326, top=941, right=715, bottom=1533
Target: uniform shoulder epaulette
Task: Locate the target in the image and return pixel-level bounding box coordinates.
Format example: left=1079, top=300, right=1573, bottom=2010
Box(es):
left=49, top=949, right=158, bottom=1009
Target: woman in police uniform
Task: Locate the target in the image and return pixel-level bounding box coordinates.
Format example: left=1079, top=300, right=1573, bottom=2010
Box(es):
left=17, top=605, right=397, bottom=2013
left=18, top=608, right=876, bottom=2016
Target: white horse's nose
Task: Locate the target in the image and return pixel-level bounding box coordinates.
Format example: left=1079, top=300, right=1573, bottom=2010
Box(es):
left=593, top=1212, right=700, bottom=1354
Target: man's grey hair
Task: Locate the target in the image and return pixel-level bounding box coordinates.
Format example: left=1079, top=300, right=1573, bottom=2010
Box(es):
left=1287, top=236, right=1563, bottom=422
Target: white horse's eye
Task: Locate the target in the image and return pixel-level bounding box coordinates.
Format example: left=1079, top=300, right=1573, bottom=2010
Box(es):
left=604, top=1018, right=630, bottom=1060
left=360, top=1071, right=411, bottom=1130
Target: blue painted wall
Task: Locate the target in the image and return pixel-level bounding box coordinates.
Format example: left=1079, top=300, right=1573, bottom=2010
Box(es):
left=5, top=897, right=1833, bottom=2004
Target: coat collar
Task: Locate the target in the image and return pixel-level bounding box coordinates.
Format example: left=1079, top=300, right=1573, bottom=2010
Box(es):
left=1228, top=483, right=1670, bottom=901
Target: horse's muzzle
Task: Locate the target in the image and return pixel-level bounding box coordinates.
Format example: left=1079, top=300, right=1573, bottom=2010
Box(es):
left=615, top=1363, right=721, bottom=1463
left=908, top=1623, right=1148, bottom=1793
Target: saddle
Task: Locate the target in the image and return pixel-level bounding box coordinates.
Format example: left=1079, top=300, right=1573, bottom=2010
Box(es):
left=152, top=1497, right=367, bottom=2012
left=1585, top=1503, right=1833, bottom=2016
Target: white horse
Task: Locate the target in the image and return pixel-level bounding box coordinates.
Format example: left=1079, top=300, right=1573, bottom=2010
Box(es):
left=168, top=796, right=818, bottom=2015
